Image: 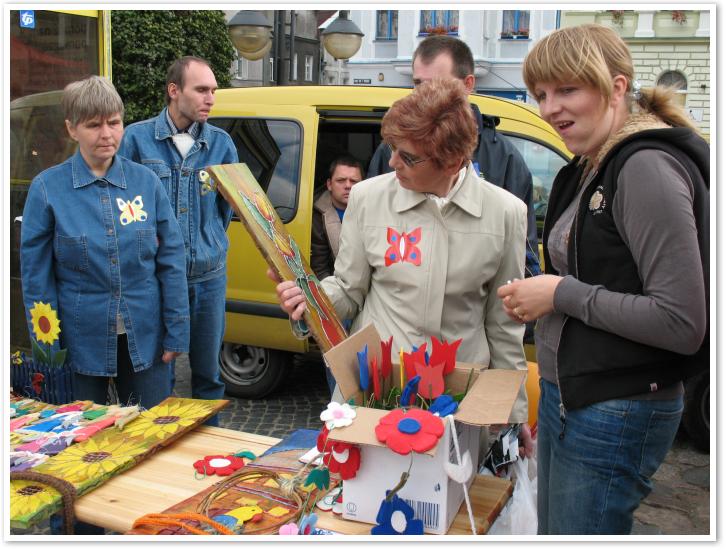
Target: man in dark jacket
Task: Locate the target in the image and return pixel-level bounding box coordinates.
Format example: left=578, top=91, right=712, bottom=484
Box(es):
left=368, top=35, right=540, bottom=279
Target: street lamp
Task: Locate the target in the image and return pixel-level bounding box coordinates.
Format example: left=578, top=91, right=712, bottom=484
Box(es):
left=321, top=11, right=363, bottom=85
left=227, top=10, right=273, bottom=61
left=321, top=10, right=363, bottom=60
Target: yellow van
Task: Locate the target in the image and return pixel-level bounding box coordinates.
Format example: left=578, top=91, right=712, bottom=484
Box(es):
left=207, top=85, right=571, bottom=403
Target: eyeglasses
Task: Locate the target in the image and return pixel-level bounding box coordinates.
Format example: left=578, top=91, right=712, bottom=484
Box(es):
left=386, top=143, right=429, bottom=168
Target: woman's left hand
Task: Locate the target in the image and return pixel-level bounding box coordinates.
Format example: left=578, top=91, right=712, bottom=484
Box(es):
left=497, top=275, right=563, bottom=323
left=162, top=350, right=181, bottom=363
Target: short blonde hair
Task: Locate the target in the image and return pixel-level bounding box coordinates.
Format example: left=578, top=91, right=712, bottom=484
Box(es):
left=381, top=78, right=477, bottom=169
left=62, top=76, right=124, bottom=126
left=523, top=24, right=697, bottom=130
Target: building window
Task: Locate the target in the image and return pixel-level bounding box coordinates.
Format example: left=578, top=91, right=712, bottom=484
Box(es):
left=420, top=10, right=458, bottom=35
left=236, top=56, right=249, bottom=80
left=501, top=10, right=530, bottom=39
left=657, top=70, right=687, bottom=106
left=376, top=10, right=398, bottom=39
left=304, top=54, right=313, bottom=82
left=292, top=52, right=298, bottom=81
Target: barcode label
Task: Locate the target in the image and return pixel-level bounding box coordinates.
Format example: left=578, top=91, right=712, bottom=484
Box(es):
left=403, top=498, right=440, bottom=530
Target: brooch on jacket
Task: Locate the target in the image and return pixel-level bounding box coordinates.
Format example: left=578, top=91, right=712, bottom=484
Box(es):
left=588, top=186, right=606, bottom=215
left=384, top=227, right=422, bottom=267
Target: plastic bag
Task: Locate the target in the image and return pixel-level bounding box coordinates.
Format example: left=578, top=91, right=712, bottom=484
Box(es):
left=488, top=452, right=537, bottom=535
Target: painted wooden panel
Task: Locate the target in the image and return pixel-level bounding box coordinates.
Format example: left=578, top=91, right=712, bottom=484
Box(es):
left=204, top=163, right=347, bottom=352
left=10, top=397, right=227, bottom=529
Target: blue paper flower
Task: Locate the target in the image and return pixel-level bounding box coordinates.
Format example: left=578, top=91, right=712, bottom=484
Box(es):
left=401, top=375, right=420, bottom=406
left=429, top=394, right=458, bottom=417
left=357, top=344, right=370, bottom=391
left=371, top=493, right=424, bottom=535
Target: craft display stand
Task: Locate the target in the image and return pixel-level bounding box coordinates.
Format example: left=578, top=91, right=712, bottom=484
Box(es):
left=71, top=425, right=513, bottom=535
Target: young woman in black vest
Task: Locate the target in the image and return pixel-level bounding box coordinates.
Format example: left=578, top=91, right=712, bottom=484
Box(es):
left=497, top=24, right=709, bottom=534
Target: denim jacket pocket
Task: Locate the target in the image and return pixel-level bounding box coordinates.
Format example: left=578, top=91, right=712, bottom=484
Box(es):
left=137, top=228, right=159, bottom=261
left=142, top=161, right=173, bottom=196
left=55, top=235, right=88, bottom=271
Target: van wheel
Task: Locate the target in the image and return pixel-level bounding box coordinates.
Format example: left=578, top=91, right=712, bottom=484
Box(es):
left=681, top=371, right=709, bottom=452
left=219, top=343, right=289, bottom=399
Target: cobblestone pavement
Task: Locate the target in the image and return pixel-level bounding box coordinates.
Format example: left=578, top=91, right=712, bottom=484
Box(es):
left=12, top=353, right=710, bottom=537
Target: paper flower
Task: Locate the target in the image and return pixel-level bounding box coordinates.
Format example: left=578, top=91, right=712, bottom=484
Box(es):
left=279, top=522, right=299, bottom=535
left=400, top=375, right=420, bottom=407
left=429, top=394, right=458, bottom=417
left=193, top=454, right=245, bottom=476
left=430, top=336, right=462, bottom=376
left=317, top=425, right=361, bottom=480
left=375, top=408, right=444, bottom=455
left=414, top=361, right=445, bottom=399
left=29, top=302, right=61, bottom=345
left=305, top=467, right=330, bottom=490
left=371, top=492, right=424, bottom=535
left=402, top=345, right=426, bottom=380
left=320, top=401, right=356, bottom=430
left=371, top=357, right=382, bottom=400
left=380, top=337, right=393, bottom=379
left=299, top=513, right=318, bottom=535
left=357, top=345, right=370, bottom=391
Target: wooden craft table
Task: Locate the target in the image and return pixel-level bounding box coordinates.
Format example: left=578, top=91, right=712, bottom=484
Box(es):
left=74, top=426, right=512, bottom=535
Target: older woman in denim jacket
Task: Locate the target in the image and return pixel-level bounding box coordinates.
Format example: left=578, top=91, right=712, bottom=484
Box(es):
left=21, top=76, right=189, bottom=410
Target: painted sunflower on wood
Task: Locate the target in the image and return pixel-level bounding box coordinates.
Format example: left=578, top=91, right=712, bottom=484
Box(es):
left=122, top=399, right=213, bottom=440
left=29, top=302, right=61, bottom=345
left=10, top=479, right=59, bottom=519
left=39, top=436, right=148, bottom=484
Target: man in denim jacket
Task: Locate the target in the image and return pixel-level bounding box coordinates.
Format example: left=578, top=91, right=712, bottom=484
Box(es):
left=120, top=56, right=238, bottom=424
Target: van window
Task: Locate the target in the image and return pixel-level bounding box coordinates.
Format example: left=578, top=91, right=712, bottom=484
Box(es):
left=209, top=118, right=302, bottom=223
left=505, top=134, right=568, bottom=238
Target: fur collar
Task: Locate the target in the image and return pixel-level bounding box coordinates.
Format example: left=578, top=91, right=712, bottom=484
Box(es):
left=592, top=113, right=670, bottom=167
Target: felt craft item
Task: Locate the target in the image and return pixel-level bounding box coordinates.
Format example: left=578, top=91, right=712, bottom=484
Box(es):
left=429, top=394, right=459, bottom=417
left=319, top=402, right=356, bottom=430
left=430, top=336, right=462, bottom=376
left=357, top=345, right=370, bottom=392
left=384, top=227, right=422, bottom=267
left=380, top=337, right=393, bottom=379
left=402, top=345, right=426, bottom=381
left=279, top=522, right=299, bottom=535
left=316, top=425, right=361, bottom=480
left=204, top=163, right=347, bottom=352
left=371, top=357, right=382, bottom=401
left=375, top=407, right=445, bottom=455
left=400, top=375, right=421, bottom=407
left=194, top=455, right=246, bottom=477
left=413, top=360, right=446, bottom=399
left=304, top=467, right=330, bottom=491
left=370, top=492, right=424, bottom=535
left=298, top=513, right=318, bottom=535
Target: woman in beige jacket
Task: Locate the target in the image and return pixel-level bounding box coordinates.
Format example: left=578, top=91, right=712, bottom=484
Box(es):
left=274, top=78, right=530, bottom=427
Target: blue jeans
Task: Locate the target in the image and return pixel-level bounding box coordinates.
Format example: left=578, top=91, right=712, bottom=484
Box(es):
left=537, top=378, right=683, bottom=534
left=182, top=275, right=227, bottom=426
left=73, top=334, right=172, bottom=409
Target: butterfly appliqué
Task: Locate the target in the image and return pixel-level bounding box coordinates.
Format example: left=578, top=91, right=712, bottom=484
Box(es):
left=117, top=196, right=147, bottom=225
left=384, top=227, right=422, bottom=267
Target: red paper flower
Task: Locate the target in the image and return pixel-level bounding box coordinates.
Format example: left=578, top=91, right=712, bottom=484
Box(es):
left=414, top=360, right=445, bottom=399
left=402, top=344, right=426, bottom=381
left=374, top=408, right=444, bottom=455
left=380, top=336, right=393, bottom=379
left=430, top=336, right=462, bottom=376
left=193, top=454, right=245, bottom=476
left=371, top=357, right=382, bottom=400
left=317, top=425, right=361, bottom=480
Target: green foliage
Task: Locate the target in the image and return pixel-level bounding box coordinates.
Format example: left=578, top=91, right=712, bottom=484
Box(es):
left=111, top=10, right=235, bottom=123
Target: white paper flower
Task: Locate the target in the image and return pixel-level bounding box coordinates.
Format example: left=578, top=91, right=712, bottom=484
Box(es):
left=320, top=401, right=356, bottom=429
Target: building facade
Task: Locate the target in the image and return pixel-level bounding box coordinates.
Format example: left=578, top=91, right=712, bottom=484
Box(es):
left=561, top=9, right=711, bottom=137
left=343, top=9, right=560, bottom=101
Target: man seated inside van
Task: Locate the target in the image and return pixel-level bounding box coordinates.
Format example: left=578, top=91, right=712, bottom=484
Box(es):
left=311, top=154, right=364, bottom=393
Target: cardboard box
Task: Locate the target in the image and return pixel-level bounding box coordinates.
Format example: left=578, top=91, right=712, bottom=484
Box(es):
left=323, top=323, right=526, bottom=534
